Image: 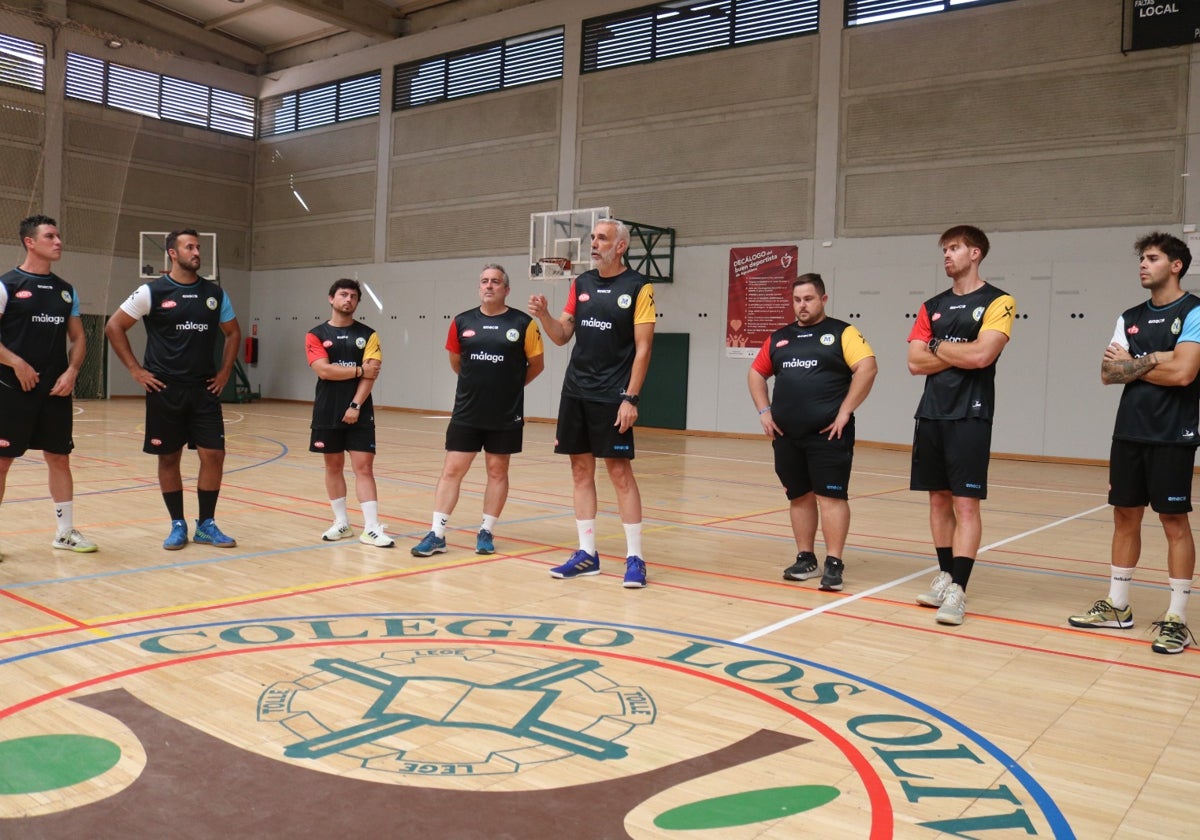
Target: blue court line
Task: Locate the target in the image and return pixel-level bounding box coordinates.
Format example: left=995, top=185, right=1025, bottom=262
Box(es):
left=0, top=610, right=1075, bottom=839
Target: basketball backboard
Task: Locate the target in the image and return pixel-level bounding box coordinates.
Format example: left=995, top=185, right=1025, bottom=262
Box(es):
left=529, top=207, right=610, bottom=282
left=139, top=231, right=219, bottom=281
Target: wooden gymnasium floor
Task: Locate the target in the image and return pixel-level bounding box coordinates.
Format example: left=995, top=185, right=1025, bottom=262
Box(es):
left=0, top=398, right=1196, bottom=839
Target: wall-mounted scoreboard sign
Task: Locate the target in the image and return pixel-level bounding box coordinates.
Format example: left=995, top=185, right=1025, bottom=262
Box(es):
left=1123, top=0, right=1200, bottom=52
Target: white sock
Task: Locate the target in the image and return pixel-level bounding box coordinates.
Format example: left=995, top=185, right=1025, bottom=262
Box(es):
left=432, top=512, right=449, bottom=537
left=623, top=522, right=643, bottom=559
left=55, top=500, right=73, bottom=535
left=1109, top=565, right=1134, bottom=609
left=329, top=497, right=348, bottom=526
left=481, top=514, right=498, bottom=533
left=577, top=519, right=596, bottom=554
left=1168, top=578, right=1192, bottom=618
left=362, top=501, right=381, bottom=531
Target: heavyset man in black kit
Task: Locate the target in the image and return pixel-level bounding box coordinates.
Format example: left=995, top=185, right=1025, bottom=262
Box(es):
left=11, top=215, right=1195, bottom=653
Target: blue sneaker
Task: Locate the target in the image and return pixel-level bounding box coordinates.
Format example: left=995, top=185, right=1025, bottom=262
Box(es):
left=623, top=556, right=647, bottom=588
left=163, top=519, right=188, bottom=551
left=476, top=528, right=495, bottom=555
left=549, top=549, right=600, bottom=579
left=194, top=518, right=237, bottom=548
left=412, top=531, right=447, bottom=557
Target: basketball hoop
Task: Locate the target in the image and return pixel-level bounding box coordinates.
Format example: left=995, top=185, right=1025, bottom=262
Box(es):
left=533, top=256, right=572, bottom=280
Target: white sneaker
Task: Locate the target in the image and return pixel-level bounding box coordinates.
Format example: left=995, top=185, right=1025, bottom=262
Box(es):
left=53, top=529, right=98, bottom=553
left=322, top=522, right=354, bottom=541
left=359, top=527, right=395, bottom=548
left=916, top=571, right=952, bottom=607
left=935, top=584, right=966, bottom=625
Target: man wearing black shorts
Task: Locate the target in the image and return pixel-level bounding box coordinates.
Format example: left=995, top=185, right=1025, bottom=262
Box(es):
left=306, top=279, right=391, bottom=547
left=1069, top=232, right=1199, bottom=654
left=907, top=225, right=1015, bottom=625
left=748, top=273, right=876, bottom=592
left=0, top=215, right=98, bottom=556
left=529, top=218, right=655, bottom=588
left=412, top=264, right=544, bottom=557
left=106, top=229, right=242, bottom=550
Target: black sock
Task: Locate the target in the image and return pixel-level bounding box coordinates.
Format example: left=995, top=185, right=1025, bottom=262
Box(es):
left=936, top=546, right=953, bottom=574
left=163, top=490, right=185, bottom=521
left=198, top=489, right=219, bottom=523
left=952, top=556, right=975, bottom=590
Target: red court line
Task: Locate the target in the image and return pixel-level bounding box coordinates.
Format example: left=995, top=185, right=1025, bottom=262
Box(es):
left=0, top=589, right=92, bottom=629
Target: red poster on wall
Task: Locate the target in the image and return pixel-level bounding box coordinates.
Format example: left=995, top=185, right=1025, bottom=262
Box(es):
left=727, top=246, right=798, bottom=358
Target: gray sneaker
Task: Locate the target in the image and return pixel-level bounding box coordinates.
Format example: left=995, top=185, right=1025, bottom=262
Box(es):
left=935, top=583, right=966, bottom=625
left=916, top=571, right=953, bottom=607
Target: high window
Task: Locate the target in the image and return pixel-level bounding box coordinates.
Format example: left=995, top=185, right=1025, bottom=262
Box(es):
left=0, top=33, right=46, bottom=92
left=393, top=28, right=564, bottom=111
left=64, top=52, right=255, bottom=138
left=582, top=0, right=818, bottom=73
left=259, top=72, right=381, bottom=138
left=845, top=0, right=1014, bottom=27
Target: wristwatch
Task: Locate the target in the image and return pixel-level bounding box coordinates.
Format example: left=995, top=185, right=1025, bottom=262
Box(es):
left=348, top=401, right=360, bottom=410
left=927, top=338, right=942, bottom=355
left=621, top=394, right=640, bottom=406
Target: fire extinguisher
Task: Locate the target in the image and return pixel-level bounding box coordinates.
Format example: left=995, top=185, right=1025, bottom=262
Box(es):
left=245, top=323, right=259, bottom=364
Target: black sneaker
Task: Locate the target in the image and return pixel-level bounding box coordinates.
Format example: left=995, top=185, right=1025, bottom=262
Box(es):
left=783, top=552, right=819, bottom=581
left=819, top=557, right=844, bottom=591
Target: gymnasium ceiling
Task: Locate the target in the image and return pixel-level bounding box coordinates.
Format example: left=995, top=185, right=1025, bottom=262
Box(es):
left=64, top=0, right=541, bottom=72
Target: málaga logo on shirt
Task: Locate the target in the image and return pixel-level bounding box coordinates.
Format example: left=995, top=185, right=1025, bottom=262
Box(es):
left=506, top=329, right=520, bottom=342
left=820, top=334, right=835, bottom=345
left=61, top=290, right=72, bottom=303
left=618, top=294, right=632, bottom=309
left=355, top=337, right=367, bottom=349
left=1172, top=318, right=1182, bottom=335
left=973, top=306, right=985, bottom=321
left=206, top=297, right=218, bottom=310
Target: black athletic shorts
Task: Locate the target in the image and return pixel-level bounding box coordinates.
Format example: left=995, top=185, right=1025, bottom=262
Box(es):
left=772, top=425, right=854, bottom=501
left=910, top=417, right=992, bottom=499
left=0, top=386, right=73, bottom=458
left=144, top=383, right=225, bottom=454
left=445, top=421, right=522, bottom=455
left=553, top=395, right=634, bottom=459
left=310, top=424, right=376, bottom=454
left=1108, top=438, right=1196, bottom=514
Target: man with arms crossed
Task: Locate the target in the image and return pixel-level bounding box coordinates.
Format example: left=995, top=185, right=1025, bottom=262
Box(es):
left=749, top=273, right=877, bottom=591
left=1069, top=232, right=1199, bottom=654
left=307, top=278, right=392, bottom=548
left=412, top=264, right=544, bottom=557
left=529, top=219, right=655, bottom=588
left=106, top=229, right=241, bottom=550
left=0, top=214, right=97, bottom=555
left=907, top=225, right=1015, bottom=625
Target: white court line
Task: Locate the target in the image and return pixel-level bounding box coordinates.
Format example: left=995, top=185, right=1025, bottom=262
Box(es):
left=733, top=502, right=1110, bottom=644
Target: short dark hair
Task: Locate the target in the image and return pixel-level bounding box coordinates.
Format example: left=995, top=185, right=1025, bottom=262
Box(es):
left=793, top=273, right=825, bottom=296
left=165, top=228, right=199, bottom=254
left=19, top=214, right=56, bottom=249
left=328, top=278, right=361, bottom=298
left=939, top=225, right=990, bottom=261
left=1135, top=231, right=1192, bottom=278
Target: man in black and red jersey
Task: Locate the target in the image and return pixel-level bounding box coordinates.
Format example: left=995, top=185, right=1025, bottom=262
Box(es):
left=1068, top=232, right=1200, bottom=654
left=106, top=229, right=242, bottom=551
left=748, top=273, right=877, bottom=592
left=907, top=224, right=1016, bottom=625
left=306, top=278, right=391, bottom=548
left=412, top=264, right=544, bottom=558
left=0, top=214, right=98, bottom=556
left=529, top=218, right=655, bottom=588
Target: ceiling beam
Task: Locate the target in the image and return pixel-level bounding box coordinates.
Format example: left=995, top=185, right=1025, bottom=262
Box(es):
left=268, top=0, right=400, bottom=39
left=77, top=0, right=266, bottom=66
